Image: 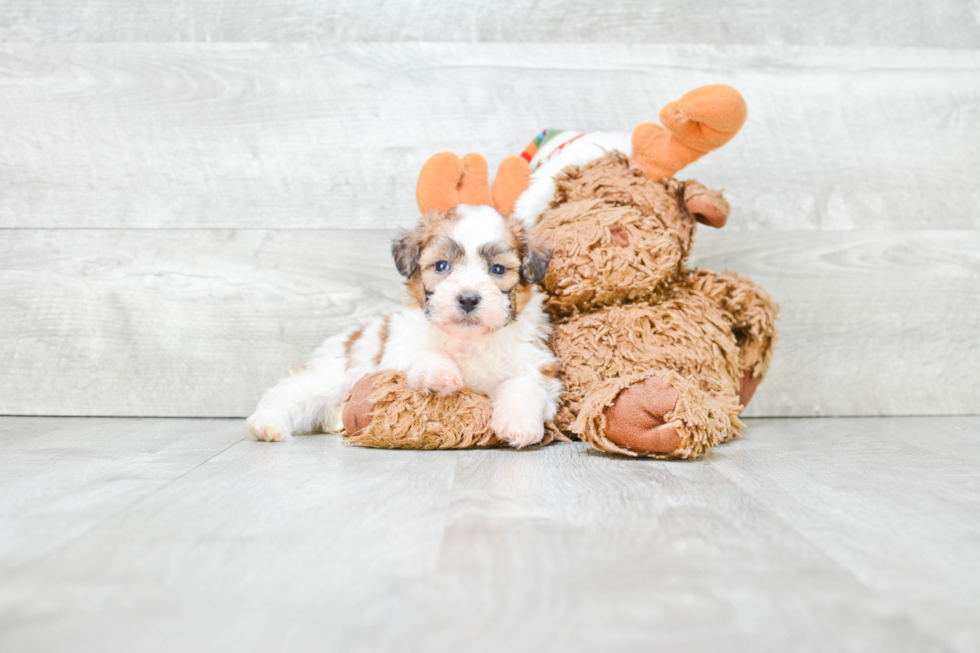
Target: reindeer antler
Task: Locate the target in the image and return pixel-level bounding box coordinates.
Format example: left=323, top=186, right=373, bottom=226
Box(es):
left=416, top=152, right=530, bottom=215
left=630, top=85, right=747, bottom=181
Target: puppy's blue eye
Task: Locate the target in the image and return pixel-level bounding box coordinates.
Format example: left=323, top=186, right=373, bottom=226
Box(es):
left=490, top=264, right=505, bottom=275
left=434, top=261, right=449, bottom=273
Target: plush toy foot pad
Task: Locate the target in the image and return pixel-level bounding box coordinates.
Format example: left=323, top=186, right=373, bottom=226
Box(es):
left=602, top=376, right=682, bottom=454
left=683, top=181, right=730, bottom=228
left=341, top=372, right=382, bottom=437
left=738, top=371, right=763, bottom=407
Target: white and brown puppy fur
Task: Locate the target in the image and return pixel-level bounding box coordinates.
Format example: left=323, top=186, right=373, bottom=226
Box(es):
left=247, top=204, right=562, bottom=448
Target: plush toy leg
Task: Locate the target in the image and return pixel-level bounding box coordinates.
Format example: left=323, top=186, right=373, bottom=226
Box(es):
left=572, top=369, right=744, bottom=459
left=341, top=371, right=568, bottom=449
left=684, top=269, right=779, bottom=406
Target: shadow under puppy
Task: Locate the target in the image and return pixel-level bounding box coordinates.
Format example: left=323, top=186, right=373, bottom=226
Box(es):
left=247, top=174, right=561, bottom=448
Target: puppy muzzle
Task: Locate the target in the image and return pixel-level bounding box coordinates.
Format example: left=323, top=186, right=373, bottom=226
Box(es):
left=457, top=292, right=481, bottom=314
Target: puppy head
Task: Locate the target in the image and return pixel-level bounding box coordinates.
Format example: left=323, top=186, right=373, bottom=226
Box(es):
left=392, top=205, right=551, bottom=338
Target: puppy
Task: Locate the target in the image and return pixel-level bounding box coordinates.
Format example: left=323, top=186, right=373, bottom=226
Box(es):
left=246, top=203, right=562, bottom=448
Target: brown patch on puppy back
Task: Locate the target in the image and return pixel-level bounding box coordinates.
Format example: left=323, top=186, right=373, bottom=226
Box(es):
left=373, top=315, right=391, bottom=366
left=540, top=361, right=560, bottom=378
left=343, top=326, right=365, bottom=371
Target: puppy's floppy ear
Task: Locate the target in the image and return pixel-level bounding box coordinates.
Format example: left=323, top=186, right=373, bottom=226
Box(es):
left=521, top=235, right=552, bottom=284
left=392, top=229, right=422, bottom=278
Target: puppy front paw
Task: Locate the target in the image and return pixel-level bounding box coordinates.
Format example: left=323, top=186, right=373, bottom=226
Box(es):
left=247, top=413, right=291, bottom=442
left=407, top=358, right=464, bottom=396
left=491, top=404, right=545, bottom=449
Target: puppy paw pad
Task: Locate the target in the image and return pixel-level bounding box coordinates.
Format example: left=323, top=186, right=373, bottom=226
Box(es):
left=491, top=407, right=545, bottom=449
left=247, top=415, right=289, bottom=442
left=409, top=360, right=464, bottom=396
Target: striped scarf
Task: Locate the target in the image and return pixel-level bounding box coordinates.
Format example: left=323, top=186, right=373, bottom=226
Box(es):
left=520, top=128, right=585, bottom=169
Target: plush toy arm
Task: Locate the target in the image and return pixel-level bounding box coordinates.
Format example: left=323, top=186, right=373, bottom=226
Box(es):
left=631, top=85, right=747, bottom=181
left=684, top=269, right=779, bottom=405
left=342, top=370, right=501, bottom=448
left=683, top=180, right=731, bottom=228
left=341, top=371, right=567, bottom=449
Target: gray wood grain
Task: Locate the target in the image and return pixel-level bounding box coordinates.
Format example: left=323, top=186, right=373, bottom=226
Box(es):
left=1, top=43, right=977, bottom=231
left=0, top=417, right=245, bottom=577
left=1, top=228, right=976, bottom=418
left=1, top=415, right=977, bottom=652
left=715, top=415, right=980, bottom=653
left=1, top=1, right=977, bottom=47
left=0, top=417, right=458, bottom=653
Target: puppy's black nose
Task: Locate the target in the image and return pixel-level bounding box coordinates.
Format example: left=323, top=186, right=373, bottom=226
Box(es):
left=457, top=292, right=481, bottom=313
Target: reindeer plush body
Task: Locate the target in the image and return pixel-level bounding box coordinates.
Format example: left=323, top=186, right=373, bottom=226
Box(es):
left=343, top=85, right=778, bottom=458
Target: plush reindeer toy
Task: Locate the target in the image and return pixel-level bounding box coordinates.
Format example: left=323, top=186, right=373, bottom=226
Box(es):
left=344, top=85, right=778, bottom=459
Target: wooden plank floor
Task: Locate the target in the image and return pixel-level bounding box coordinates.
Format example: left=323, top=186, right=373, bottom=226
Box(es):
left=2, top=416, right=978, bottom=653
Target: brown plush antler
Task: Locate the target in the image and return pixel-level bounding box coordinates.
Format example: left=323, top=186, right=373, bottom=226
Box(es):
left=631, top=85, right=747, bottom=181
left=416, top=152, right=530, bottom=215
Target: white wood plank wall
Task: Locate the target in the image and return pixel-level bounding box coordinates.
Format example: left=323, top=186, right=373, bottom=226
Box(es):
left=1, top=2, right=978, bottom=417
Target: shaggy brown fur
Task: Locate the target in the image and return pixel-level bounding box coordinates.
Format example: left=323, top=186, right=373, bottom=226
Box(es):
left=531, top=152, right=778, bottom=458
left=536, top=157, right=696, bottom=317
left=341, top=371, right=569, bottom=450
left=343, top=326, right=365, bottom=371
